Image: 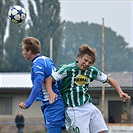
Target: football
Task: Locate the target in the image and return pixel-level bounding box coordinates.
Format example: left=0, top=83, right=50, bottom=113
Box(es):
left=8, top=5, right=26, bottom=24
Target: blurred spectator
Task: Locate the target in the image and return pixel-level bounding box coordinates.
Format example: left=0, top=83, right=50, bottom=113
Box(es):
left=15, top=112, right=25, bottom=133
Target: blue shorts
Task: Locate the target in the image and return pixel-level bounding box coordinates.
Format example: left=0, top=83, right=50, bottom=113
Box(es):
left=41, top=96, right=65, bottom=130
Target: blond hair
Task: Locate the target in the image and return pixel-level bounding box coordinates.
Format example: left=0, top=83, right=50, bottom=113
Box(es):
left=78, top=44, right=97, bottom=64
left=22, top=37, right=41, bottom=54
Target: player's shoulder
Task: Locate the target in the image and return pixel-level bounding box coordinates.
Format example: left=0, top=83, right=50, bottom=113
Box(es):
left=34, top=55, right=53, bottom=64
left=33, top=55, right=47, bottom=67
left=37, top=55, right=48, bottom=61
left=89, top=66, right=100, bottom=72
left=58, top=62, right=75, bottom=69
left=33, top=55, right=47, bottom=62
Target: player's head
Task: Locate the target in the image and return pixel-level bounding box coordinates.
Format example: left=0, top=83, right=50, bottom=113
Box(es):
left=22, top=37, right=40, bottom=54
left=21, top=37, right=41, bottom=60
left=77, top=44, right=97, bottom=70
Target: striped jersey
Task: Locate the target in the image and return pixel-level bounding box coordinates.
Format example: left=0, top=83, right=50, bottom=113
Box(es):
left=51, top=61, right=108, bottom=107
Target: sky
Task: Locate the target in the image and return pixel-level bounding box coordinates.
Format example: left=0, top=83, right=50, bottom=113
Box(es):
left=20, top=0, right=132, bottom=47
left=59, top=0, right=132, bottom=47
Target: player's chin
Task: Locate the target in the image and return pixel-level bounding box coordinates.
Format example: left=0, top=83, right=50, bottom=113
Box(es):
left=81, top=67, right=87, bottom=70
left=24, top=56, right=29, bottom=60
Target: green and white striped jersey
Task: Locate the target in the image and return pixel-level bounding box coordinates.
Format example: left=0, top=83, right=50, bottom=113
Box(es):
left=52, top=61, right=108, bottom=107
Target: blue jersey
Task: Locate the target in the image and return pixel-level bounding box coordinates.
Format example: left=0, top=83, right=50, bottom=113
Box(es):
left=25, top=54, right=60, bottom=109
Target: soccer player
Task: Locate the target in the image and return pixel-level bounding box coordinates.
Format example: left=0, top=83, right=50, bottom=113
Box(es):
left=45, top=44, right=131, bottom=133
left=19, top=37, right=65, bottom=133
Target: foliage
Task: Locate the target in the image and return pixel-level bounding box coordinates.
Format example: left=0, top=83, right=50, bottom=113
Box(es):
left=0, top=0, right=31, bottom=72
left=0, top=0, right=2, bottom=57
left=0, top=0, right=62, bottom=72
left=57, top=21, right=132, bottom=72
left=27, top=0, right=62, bottom=61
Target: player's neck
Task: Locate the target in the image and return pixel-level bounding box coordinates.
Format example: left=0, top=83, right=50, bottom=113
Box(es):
left=31, top=53, right=40, bottom=60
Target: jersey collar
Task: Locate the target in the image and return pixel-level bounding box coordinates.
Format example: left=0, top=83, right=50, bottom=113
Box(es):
left=32, top=54, right=42, bottom=62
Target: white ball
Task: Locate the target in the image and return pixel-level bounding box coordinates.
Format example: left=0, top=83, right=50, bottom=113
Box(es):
left=8, top=5, right=27, bottom=24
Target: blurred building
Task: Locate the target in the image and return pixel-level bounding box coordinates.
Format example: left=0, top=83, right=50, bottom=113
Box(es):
left=0, top=72, right=133, bottom=133
left=0, top=73, right=45, bottom=133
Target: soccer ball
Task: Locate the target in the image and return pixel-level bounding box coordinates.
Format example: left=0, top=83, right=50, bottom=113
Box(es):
left=8, top=5, right=26, bottom=24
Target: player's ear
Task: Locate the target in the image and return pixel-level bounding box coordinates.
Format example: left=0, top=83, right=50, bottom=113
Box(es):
left=77, top=55, right=81, bottom=60
left=28, top=50, right=32, bottom=55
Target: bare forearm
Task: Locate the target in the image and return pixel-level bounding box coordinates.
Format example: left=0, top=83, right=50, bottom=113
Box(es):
left=44, top=76, right=58, bottom=103
left=107, top=77, right=130, bottom=101
left=107, top=77, right=123, bottom=94
left=45, top=76, right=54, bottom=93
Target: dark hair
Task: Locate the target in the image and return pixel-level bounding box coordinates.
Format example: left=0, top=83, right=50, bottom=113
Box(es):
left=78, top=44, right=97, bottom=64
left=22, top=37, right=40, bottom=54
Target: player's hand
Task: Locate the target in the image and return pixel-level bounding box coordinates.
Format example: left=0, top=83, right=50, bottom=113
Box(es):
left=48, top=92, right=58, bottom=104
left=119, top=92, right=131, bottom=102
left=19, top=102, right=26, bottom=109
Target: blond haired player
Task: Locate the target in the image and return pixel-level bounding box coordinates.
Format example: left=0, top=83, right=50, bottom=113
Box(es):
left=45, top=44, right=130, bottom=133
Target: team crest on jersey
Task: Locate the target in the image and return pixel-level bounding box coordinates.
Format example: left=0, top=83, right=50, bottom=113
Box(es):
left=74, top=75, right=90, bottom=85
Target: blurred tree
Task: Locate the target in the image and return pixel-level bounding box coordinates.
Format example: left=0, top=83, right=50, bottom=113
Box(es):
left=27, top=0, right=62, bottom=62
left=57, top=21, right=132, bottom=72
left=0, top=0, right=62, bottom=72
left=0, top=0, right=31, bottom=72
left=0, top=0, right=2, bottom=57
left=0, top=0, right=10, bottom=70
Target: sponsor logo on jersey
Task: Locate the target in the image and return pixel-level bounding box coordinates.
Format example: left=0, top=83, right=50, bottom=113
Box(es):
left=74, top=75, right=90, bottom=85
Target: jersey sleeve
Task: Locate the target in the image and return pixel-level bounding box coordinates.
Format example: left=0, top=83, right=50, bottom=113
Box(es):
left=44, top=58, right=57, bottom=78
left=51, top=64, right=67, bottom=81
left=95, top=70, right=108, bottom=83
left=25, top=62, right=45, bottom=109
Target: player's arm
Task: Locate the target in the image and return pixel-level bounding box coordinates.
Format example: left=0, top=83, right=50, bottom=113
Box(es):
left=44, top=76, right=57, bottom=104
left=25, top=76, right=44, bottom=108
left=45, top=63, right=67, bottom=103
left=43, top=59, right=58, bottom=104
left=107, top=77, right=131, bottom=102
left=95, top=69, right=130, bottom=102
left=19, top=62, right=45, bottom=109
left=19, top=75, right=44, bottom=109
